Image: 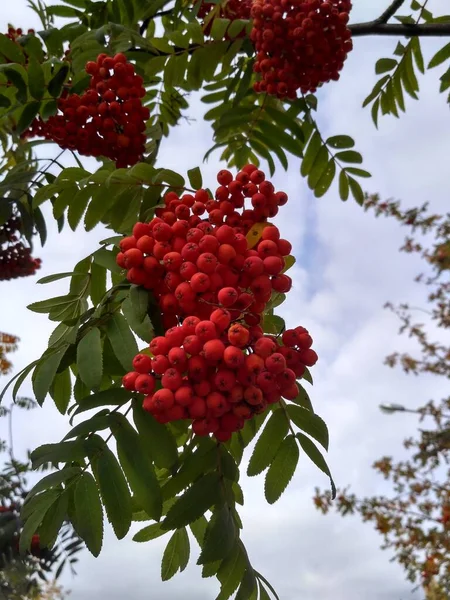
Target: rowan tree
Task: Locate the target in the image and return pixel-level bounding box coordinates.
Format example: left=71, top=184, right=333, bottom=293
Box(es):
left=314, top=197, right=450, bottom=598
left=0, top=0, right=449, bottom=598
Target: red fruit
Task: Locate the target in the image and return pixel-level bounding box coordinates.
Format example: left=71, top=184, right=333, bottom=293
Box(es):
left=257, top=371, right=277, bottom=392
left=192, top=419, right=210, bottom=436
left=188, top=355, right=208, bottom=381
left=136, top=235, right=155, bottom=254
left=166, top=404, right=186, bottom=421
left=265, top=352, right=287, bottom=374
left=282, top=329, right=299, bottom=348
left=217, top=170, right=233, bottom=185
left=272, top=274, right=292, bottom=293
left=135, top=374, right=156, bottom=395
left=243, top=256, right=264, bottom=277
left=197, top=252, right=218, bottom=274
left=163, top=251, right=183, bottom=272
left=228, top=324, right=250, bottom=348
left=206, top=392, right=229, bottom=417
left=276, top=368, right=296, bottom=389
left=263, top=255, right=284, bottom=275
left=122, top=371, right=139, bottom=390
left=282, top=383, right=299, bottom=400
left=298, top=333, right=313, bottom=350
left=190, top=272, right=211, bottom=293
left=132, top=222, right=150, bottom=239
left=195, top=320, right=217, bottom=343
left=180, top=261, right=198, bottom=281
left=150, top=336, right=170, bottom=356
left=199, top=234, right=219, bottom=254
left=232, top=402, right=252, bottom=419
left=210, top=308, right=231, bottom=332
left=142, top=394, right=155, bottom=413
left=116, top=252, right=126, bottom=268
left=277, top=239, right=292, bottom=256
left=246, top=353, right=265, bottom=375
left=214, top=369, right=235, bottom=392
left=153, top=388, right=175, bottom=411
left=174, top=386, right=194, bottom=407
left=203, top=339, right=225, bottom=362
left=230, top=384, right=244, bottom=403
left=153, top=222, right=173, bottom=242
left=215, top=430, right=232, bottom=442
left=183, top=335, right=203, bottom=355
left=161, top=368, right=183, bottom=391
left=253, top=336, right=277, bottom=358
left=189, top=397, right=207, bottom=418
left=261, top=226, right=280, bottom=242
left=123, top=248, right=144, bottom=268
left=223, top=346, right=245, bottom=369
left=132, top=353, right=153, bottom=374
left=151, top=355, right=170, bottom=374
left=183, top=316, right=201, bottom=335
left=298, top=349, right=318, bottom=367
left=168, top=347, right=188, bottom=369
left=244, top=385, right=263, bottom=405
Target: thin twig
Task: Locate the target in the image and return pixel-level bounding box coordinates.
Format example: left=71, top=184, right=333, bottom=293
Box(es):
left=349, top=22, right=450, bottom=37
left=376, top=0, right=406, bottom=24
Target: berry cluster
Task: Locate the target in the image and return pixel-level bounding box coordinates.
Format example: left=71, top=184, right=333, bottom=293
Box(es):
left=23, top=53, right=149, bottom=168
left=250, top=0, right=353, bottom=99
left=124, top=318, right=317, bottom=441
left=0, top=215, right=41, bottom=281
left=120, top=165, right=319, bottom=441
left=116, top=165, right=292, bottom=330
left=198, top=0, right=252, bottom=38
left=5, top=26, right=35, bottom=41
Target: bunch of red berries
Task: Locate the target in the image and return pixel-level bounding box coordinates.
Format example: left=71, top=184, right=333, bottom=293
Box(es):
left=198, top=0, right=252, bottom=38
left=116, top=165, right=292, bottom=330
left=124, top=316, right=317, bottom=441
left=24, top=53, right=149, bottom=168
left=5, top=26, right=35, bottom=41
left=250, top=0, right=353, bottom=99
left=0, top=216, right=41, bottom=281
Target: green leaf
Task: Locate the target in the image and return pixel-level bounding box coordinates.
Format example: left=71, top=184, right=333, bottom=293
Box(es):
left=335, top=150, right=363, bottom=164
left=30, top=440, right=85, bottom=469
left=161, top=528, right=190, bottom=580
left=133, top=522, right=168, bottom=542
left=20, top=492, right=57, bottom=554
left=291, top=384, right=314, bottom=412
left=90, top=261, right=107, bottom=305
left=133, top=401, right=178, bottom=470
left=68, top=186, right=92, bottom=230
left=162, top=472, right=221, bottom=531
left=216, top=542, right=247, bottom=600
left=326, top=135, right=355, bottom=149
left=39, top=491, right=69, bottom=548
left=105, top=313, right=138, bottom=372
left=37, top=271, right=80, bottom=284
left=338, top=171, right=349, bottom=201
left=26, top=467, right=82, bottom=499
left=74, top=472, right=103, bottom=556
left=314, top=159, right=336, bottom=198
left=27, top=57, right=45, bottom=100
left=344, top=167, right=371, bottom=178
left=92, top=247, right=122, bottom=273
left=110, top=414, right=162, bottom=521
left=210, top=18, right=231, bottom=41
left=0, top=34, right=25, bottom=63
left=264, top=435, right=299, bottom=504
left=300, top=131, right=322, bottom=177
left=428, top=41, right=450, bottom=69
left=48, top=64, right=69, bottom=97
left=129, top=285, right=148, bottom=323
left=63, top=412, right=111, bottom=440
left=50, top=368, right=72, bottom=415
left=93, top=444, right=132, bottom=540
left=286, top=405, right=328, bottom=450
left=198, top=505, right=236, bottom=564
left=348, top=176, right=365, bottom=206
left=17, top=101, right=41, bottom=135
left=77, top=327, right=103, bottom=391
left=236, top=568, right=258, bottom=600
left=247, top=409, right=288, bottom=477
left=186, top=166, right=202, bottom=189
left=1, top=65, right=27, bottom=103
left=73, top=387, right=132, bottom=416
left=0, top=93, right=11, bottom=108
left=33, top=347, right=68, bottom=405
left=296, top=433, right=336, bottom=498
left=375, top=57, right=398, bottom=74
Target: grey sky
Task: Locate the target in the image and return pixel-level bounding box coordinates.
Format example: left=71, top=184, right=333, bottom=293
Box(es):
left=1, top=1, right=449, bottom=599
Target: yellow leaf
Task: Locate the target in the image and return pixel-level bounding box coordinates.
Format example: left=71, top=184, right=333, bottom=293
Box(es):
left=246, top=222, right=272, bottom=249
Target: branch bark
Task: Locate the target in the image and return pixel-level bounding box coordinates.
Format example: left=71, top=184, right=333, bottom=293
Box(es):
left=376, top=0, right=406, bottom=24
left=349, top=22, right=450, bottom=37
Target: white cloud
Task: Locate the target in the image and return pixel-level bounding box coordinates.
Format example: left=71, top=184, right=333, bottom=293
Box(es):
left=1, top=2, right=449, bottom=599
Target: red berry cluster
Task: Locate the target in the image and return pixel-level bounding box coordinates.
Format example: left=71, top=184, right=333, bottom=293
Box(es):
left=124, top=317, right=317, bottom=441
left=23, top=53, right=149, bottom=168
left=120, top=165, right=319, bottom=441
left=0, top=215, right=41, bottom=281
left=116, top=165, right=292, bottom=330
left=5, top=27, right=35, bottom=41
left=250, top=0, right=353, bottom=98
left=198, top=0, right=252, bottom=38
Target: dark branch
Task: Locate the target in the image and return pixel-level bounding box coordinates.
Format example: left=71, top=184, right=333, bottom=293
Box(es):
left=376, top=0, right=406, bottom=24
left=139, top=9, right=174, bottom=35
left=349, top=22, right=450, bottom=37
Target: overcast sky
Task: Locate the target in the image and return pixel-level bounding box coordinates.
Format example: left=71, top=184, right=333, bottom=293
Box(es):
left=1, top=1, right=450, bottom=599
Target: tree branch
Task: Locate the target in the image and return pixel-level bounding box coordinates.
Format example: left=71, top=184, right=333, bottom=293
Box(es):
left=139, top=9, right=174, bottom=35
left=349, top=22, right=450, bottom=37
left=376, top=0, right=406, bottom=24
